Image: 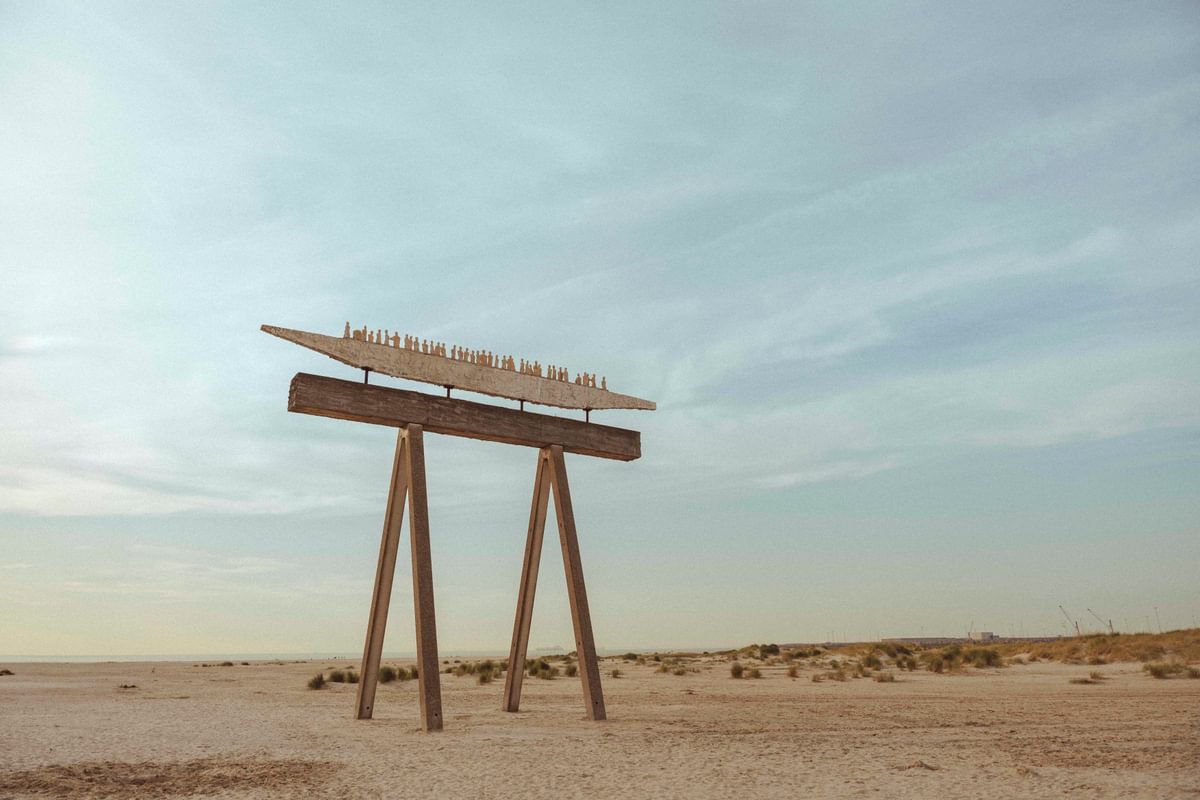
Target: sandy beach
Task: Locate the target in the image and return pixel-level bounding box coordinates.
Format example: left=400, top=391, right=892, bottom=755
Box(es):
left=2, top=654, right=1197, bottom=798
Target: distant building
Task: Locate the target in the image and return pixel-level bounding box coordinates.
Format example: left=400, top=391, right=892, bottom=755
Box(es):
left=968, top=631, right=996, bottom=642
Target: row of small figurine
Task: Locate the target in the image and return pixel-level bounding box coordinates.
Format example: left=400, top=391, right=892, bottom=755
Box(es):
left=345, top=322, right=607, bottom=391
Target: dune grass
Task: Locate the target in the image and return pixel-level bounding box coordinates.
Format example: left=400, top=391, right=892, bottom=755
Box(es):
left=1000, top=629, right=1200, bottom=664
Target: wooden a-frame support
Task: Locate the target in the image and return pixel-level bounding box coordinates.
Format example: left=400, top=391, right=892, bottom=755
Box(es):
left=353, top=431, right=606, bottom=729
left=503, top=445, right=606, bottom=720
left=355, top=424, right=443, bottom=730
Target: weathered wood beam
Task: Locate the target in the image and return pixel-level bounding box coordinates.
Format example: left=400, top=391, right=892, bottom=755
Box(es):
left=288, top=373, right=641, bottom=462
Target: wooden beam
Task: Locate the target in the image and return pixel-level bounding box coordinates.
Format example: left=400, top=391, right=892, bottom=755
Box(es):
left=289, top=373, right=640, bottom=462
left=502, top=450, right=552, bottom=713
left=354, top=430, right=408, bottom=720
left=404, top=425, right=443, bottom=732
left=547, top=446, right=606, bottom=721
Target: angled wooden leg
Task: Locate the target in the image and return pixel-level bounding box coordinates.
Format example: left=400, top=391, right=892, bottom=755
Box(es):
left=547, top=446, right=606, bottom=721
left=404, top=424, right=443, bottom=732
left=355, top=430, right=408, bottom=720
left=503, top=449, right=552, bottom=712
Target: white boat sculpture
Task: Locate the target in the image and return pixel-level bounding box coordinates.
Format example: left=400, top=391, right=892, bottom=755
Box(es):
left=262, top=324, right=656, bottom=412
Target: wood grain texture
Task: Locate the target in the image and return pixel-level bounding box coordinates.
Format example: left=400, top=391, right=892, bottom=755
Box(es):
left=354, top=430, right=408, bottom=720
left=548, top=446, right=606, bottom=720
left=404, top=425, right=444, bottom=732
left=502, top=451, right=552, bottom=713
left=288, top=372, right=641, bottom=461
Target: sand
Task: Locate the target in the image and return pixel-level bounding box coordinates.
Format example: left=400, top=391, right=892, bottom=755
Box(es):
left=1, top=656, right=1197, bottom=798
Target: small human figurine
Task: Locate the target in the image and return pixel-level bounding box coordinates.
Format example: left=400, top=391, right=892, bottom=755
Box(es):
left=601, top=376, right=607, bottom=390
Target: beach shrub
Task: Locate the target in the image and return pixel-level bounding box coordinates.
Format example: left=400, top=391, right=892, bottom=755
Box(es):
left=622, top=652, right=638, bottom=661
left=748, top=668, right=762, bottom=679
left=307, top=673, right=326, bottom=690
left=0, top=669, right=13, bottom=676
left=611, top=668, right=622, bottom=678
left=379, top=666, right=397, bottom=683
left=329, top=670, right=347, bottom=683
left=874, top=673, right=896, bottom=683
left=220, top=661, right=234, bottom=667
left=926, top=656, right=945, bottom=674
left=478, top=670, right=493, bottom=685
left=673, top=667, right=687, bottom=676
left=862, top=654, right=883, bottom=670
left=730, top=662, right=745, bottom=679
left=565, top=663, right=579, bottom=678
left=964, top=648, right=1002, bottom=668
left=787, top=665, right=799, bottom=678
left=346, top=671, right=359, bottom=684
left=1144, top=662, right=1186, bottom=679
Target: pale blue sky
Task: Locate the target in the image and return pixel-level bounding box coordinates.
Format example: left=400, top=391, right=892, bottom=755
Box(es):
left=1, top=2, right=1197, bottom=656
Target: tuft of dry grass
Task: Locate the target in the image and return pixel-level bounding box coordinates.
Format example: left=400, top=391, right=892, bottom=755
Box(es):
left=1143, top=661, right=1195, bottom=679
left=730, top=662, right=744, bottom=679
left=306, top=673, right=326, bottom=690
left=874, top=672, right=896, bottom=683
left=610, top=668, right=622, bottom=678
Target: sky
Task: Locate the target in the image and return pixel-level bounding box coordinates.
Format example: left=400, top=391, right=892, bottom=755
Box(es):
left=1, top=2, right=1198, bottom=657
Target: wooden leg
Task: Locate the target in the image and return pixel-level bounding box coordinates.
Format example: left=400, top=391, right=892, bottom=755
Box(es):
left=404, top=425, right=443, bottom=732
left=503, top=449, right=552, bottom=712
left=355, top=430, right=408, bottom=720
left=547, top=446, right=606, bottom=721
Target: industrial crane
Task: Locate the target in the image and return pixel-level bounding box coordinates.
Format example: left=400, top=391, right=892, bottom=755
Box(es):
left=1087, top=608, right=1114, bottom=635
left=1058, top=605, right=1080, bottom=637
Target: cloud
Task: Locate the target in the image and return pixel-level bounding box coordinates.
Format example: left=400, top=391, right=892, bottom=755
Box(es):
left=754, top=457, right=902, bottom=489
left=0, top=335, right=85, bottom=358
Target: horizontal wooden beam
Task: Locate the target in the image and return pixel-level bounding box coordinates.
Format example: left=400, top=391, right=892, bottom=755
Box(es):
left=288, top=373, right=641, bottom=462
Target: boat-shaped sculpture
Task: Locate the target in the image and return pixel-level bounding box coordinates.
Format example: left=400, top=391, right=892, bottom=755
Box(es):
left=262, top=324, right=656, bottom=412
